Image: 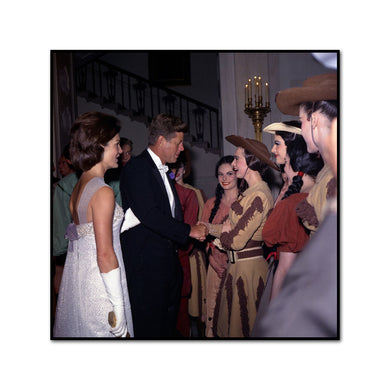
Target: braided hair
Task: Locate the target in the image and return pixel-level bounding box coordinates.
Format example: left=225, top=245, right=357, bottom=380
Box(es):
left=282, top=135, right=324, bottom=200
left=209, top=155, right=235, bottom=223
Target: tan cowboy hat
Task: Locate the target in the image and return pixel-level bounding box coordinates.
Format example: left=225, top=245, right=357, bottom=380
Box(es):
left=263, top=122, right=301, bottom=135
left=276, top=72, right=338, bottom=116
left=226, top=135, right=279, bottom=171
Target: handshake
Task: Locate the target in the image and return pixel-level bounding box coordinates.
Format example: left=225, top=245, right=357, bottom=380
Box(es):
left=189, top=222, right=209, bottom=242
left=121, top=207, right=212, bottom=242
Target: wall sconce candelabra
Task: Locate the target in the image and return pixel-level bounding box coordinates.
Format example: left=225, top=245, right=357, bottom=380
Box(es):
left=244, top=76, right=270, bottom=141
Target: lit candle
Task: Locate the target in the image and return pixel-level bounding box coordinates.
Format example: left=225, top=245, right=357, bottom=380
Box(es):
left=254, top=76, right=257, bottom=105
left=255, top=81, right=259, bottom=106
left=248, top=78, right=252, bottom=106
left=265, top=82, right=269, bottom=105
left=245, top=84, right=248, bottom=106
left=259, top=77, right=262, bottom=106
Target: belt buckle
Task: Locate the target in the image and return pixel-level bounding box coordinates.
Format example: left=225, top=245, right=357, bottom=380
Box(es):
left=230, top=250, right=236, bottom=264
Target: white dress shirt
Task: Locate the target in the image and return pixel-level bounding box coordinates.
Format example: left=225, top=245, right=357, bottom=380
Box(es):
left=147, top=148, right=175, bottom=217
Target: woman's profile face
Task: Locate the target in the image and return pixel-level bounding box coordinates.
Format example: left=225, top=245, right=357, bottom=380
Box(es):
left=271, top=135, right=287, bottom=165
left=232, top=147, right=248, bottom=179
left=102, top=133, right=122, bottom=170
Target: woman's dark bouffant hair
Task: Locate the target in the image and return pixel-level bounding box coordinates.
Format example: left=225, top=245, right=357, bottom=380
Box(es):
left=243, top=150, right=273, bottom=190
left=69, top=112, right=121, bottom=171
left=282, top=136, right=324, bottom=200
left=300, top=100, right=337, bottom=122
left=275, top=120, right=302, bottom=147
left=209, top=156, right=237, bottom=223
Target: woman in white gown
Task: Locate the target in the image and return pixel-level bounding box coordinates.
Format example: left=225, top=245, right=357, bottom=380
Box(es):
left=53, top=111, right=134, bottom=338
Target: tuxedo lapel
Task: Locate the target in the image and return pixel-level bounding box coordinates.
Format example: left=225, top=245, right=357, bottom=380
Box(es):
left=142, top=150, right=171, bottom=212
left=166, top=171, right=183, bottom=222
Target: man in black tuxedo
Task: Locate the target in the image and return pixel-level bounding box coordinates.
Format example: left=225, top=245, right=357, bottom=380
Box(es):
left=120, top=114, right=207, bottom=338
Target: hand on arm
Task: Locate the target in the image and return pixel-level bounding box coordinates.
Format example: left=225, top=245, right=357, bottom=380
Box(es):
left=221, top=219, right=232, bottom=233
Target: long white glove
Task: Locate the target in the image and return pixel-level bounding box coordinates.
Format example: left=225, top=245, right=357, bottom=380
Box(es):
left=101, top=267, right=128, bottom=338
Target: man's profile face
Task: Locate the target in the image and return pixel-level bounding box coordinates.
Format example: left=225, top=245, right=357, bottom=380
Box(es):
left=160, top=132, right=184, bottom=164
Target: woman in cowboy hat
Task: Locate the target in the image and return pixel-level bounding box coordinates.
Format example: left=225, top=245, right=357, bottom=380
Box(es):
left=263, top=120, right=302, bottom=205
left=203, top=136, right=278, bottom=337
left=260, top=137, right=324, bottom=306
left=276, top=72, right=337, bottom=233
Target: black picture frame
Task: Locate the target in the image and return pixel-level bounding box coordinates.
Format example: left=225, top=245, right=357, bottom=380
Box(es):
left=148, top=51, right=191, bottom=86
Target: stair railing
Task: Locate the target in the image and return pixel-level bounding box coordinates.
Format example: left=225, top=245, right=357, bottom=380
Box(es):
left=75, top=58, right=221, bottom=152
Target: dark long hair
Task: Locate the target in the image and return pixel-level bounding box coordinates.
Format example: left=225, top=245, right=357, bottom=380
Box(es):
left=274, top=120, right=301, bottom=172
left=209, top=155, right=237, bottom=223
left=282, top=136, right=324, bottom=199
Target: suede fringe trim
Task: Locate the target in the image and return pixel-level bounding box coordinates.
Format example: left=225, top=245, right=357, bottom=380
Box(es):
left=212, top=270, right=227, bottom=336
left=226, top=273, right=233, bottom=335
left=220, top=196, right=264, bottom=249
left=296, top=198, right=319, bottom=228
left=236, top=276, right=250, bottom=337
left=231, top=200, right=244, bottom=215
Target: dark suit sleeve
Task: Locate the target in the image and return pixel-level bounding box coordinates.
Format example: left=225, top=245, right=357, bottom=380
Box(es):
left=120, top=154, right=191, bottom=245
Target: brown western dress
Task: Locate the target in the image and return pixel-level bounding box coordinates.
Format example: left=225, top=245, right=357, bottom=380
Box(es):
left=208, top=181, right=274, bottom=337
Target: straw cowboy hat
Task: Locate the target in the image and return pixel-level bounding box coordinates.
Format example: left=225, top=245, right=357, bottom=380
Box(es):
left=275, top=73, right=338, bottom=116
left=263, top=122, right=302, bottom=135
left=226, top=135, right=279, bottom=171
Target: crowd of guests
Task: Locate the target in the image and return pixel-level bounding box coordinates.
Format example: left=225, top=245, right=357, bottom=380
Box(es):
left=52, top=71, right=338, bottom=339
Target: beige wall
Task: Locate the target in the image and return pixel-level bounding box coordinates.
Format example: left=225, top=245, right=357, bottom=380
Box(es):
left=219, top=52, right=334, bottom=156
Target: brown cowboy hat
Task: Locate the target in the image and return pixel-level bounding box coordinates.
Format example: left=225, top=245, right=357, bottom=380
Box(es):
left=276, top=72, right=338, bottom=116
left=226, top=135, right=279, bottom=171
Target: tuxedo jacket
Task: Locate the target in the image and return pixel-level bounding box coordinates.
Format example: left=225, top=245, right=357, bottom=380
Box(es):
left=120, top=149, right=191, bottom=278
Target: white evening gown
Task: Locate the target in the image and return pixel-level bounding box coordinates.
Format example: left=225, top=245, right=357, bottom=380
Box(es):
left=53, top=177, right=134, bottom=338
